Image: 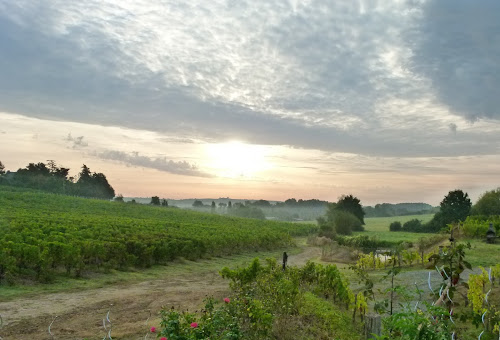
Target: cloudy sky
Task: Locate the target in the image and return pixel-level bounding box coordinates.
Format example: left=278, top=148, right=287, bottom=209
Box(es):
left=1, top=0, right=499, bottom=205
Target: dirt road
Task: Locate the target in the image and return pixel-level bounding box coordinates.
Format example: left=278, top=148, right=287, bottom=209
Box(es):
left=0, top=246, right=321, bottom=340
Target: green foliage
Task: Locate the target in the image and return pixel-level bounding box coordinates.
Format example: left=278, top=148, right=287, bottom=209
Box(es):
left=462, top=215, right=500, bottom=238
left=159, top=297, right=242, bottom=340
left=389, top=221, right=402, bottom=231
left=0, top=188, right=313, bottom=283
left=336, top=194, right=366, bottom=225
left=472, top=188, right=500, bottom=216
left=227, top=206, right=265, bottom=220
left=317, top=216, right=336, bottom=239
left=192, top=200, right=204, bottom=207
left=440, top=190, right=471, bottom=223
left=364, top=202, right=436, bottom=218
left=5, top=161, right=115, bottom=199
left=334, top=210, right=363, bottom=235
left=426, top=190, right=471, bottom=232
left=377, top=303, right=453, bottom=340
left=401, top=218, right=422, bottom=232
left=214, top=259, right=357, bottom=339
left=334, top=234, right=398, bottom=251
left=150, top=196, right=161, bottom=205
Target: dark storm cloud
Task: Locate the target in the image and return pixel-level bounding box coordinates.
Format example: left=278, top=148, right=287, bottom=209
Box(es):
left=410, top=0, right=500, bottom=120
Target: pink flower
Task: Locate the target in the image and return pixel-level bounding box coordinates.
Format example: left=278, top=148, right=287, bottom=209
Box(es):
left=190, top=322, right=198, bottom=328
left=224, top=297, right=230, bottom=304
left=150, top=326, right=156, bottom=333
left=160, top=338, right=167, bottom=340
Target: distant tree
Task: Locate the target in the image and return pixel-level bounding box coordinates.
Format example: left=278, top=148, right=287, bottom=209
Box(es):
left=472, top=188, right=500, bottom=216
left=228, top=201, right=232, bottom=209
left=211, top=201, right=216, bottom=212
left=114, top=194, right=124, bottom=202
left=0, top=161, right=5, bottom=175
left=20, top=162, right=51, bottom=176
left=192, top=200, right=204, bottom=207
left=162, top=199, right=169, bottom=207
left=228, top=206, right=266, bottom=220
left=319, top=203, right=363, bottom=236
left=333, top=211, right=361, bottom=235
left=336, top=194, right=365, bottom=225
left=218, top=202, right=227, bottom=208
left=439, top=189, right=471, bottom=224
left=129, top=199, right=137, bottom=204
left=252, top=199, right=271, bottom=207
left=78, top=164, right=92, bottom=184
left=72, top=165, right=115, bottom=199
left=151, top=196, right=161, bottom=205
left=402, top=219, right=422, bottom=232
left=425, top=189, right=472, bottom=232
left=317, top=216, right=335, bottom=239
left=389, top=221, right=402, bottom=232
left=284, top=198, right=297, bottom=206
left=91, top=172, right=115, bottom=199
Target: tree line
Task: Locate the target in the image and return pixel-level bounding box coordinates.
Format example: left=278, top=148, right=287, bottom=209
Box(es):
left=389, top=188, right=500, bottom=233
left=0, top=160, right=115, bottom=200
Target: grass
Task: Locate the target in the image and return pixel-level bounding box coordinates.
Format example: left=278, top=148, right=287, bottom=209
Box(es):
left=464, top=239, right=500, bottom=267
left=356, top=214, right=435, bottom=244
left=0, top=241, right=304, bottom=301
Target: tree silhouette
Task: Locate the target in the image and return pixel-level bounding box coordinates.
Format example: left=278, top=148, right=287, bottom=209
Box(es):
left=440, top=189, right=471, bottom=224
left=336, top=194, right=365, bottom=225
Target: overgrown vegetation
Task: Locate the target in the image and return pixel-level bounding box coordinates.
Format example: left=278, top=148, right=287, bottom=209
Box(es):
left=156, top=258, right=361, bottom=339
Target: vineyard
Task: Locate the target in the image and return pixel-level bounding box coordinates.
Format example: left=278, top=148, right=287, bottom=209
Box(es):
left=0, top=186, right=313, bottom=284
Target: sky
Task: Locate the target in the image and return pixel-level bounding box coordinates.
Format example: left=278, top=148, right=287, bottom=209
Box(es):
left=1, top=0, right=500, bottom=206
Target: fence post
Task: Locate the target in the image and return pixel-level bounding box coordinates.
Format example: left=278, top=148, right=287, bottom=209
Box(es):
left=364, top=314, right=381, bottom=339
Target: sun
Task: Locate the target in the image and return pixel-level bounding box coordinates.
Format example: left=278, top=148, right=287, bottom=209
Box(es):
left=205, top=141, right=272, bottom=178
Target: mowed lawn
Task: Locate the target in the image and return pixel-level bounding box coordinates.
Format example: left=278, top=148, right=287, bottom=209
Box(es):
left=355, top=214, right=435, bottom=243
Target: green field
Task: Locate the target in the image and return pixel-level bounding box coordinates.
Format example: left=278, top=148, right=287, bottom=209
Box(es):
left=355, top=214, right=434, bottom=243
left=0, top=186, right=313, bottom=284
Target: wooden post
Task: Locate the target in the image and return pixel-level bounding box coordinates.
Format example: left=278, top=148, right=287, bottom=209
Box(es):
left=364, top=314, right=381, bottom=339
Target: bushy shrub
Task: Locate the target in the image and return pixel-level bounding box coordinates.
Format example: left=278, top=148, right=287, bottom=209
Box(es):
left=316, top=216, right=335, bottom=239
left=334, top=211, right=363, bottom=235
left=156, top=259, right=359, bottom=340
left=402, top=218, right=422, bottom=232
left=389, top=221, right=402, bottom=231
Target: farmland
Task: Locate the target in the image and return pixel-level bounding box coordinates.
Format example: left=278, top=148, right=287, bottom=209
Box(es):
left=357, top=214, right=434, bottom=243
left=1, top=188, right=500, bottom=339
left=0, top=186, right=313, bottom=284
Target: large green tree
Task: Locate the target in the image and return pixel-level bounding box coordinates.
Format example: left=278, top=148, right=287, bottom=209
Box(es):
left=0, top=161, right=5, bottom=175
left=472, top=188, right=500, bottom=216
left=336, top=194, right=365, bottom=225
left=435, top=189, right=472, bottom=227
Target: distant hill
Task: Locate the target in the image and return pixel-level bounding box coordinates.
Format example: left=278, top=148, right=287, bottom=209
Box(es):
left=363, top=203, right=437, bottom=217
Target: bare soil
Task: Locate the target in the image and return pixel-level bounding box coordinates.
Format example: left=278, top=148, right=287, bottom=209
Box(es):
left=0, top=246, right=322, bottom=340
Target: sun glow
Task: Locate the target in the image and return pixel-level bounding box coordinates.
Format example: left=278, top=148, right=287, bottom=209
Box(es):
left=205, top=141, right=273, bottom=178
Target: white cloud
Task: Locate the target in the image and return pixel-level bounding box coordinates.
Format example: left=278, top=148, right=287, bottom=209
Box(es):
left=0, top=0, right=499, bottom=159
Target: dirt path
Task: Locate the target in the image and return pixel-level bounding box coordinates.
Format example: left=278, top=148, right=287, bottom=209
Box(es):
left=0, top=246, right=321, bottom=340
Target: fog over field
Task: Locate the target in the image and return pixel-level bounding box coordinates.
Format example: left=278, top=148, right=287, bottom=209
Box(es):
left=1, top=0, right=500, bottom=205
